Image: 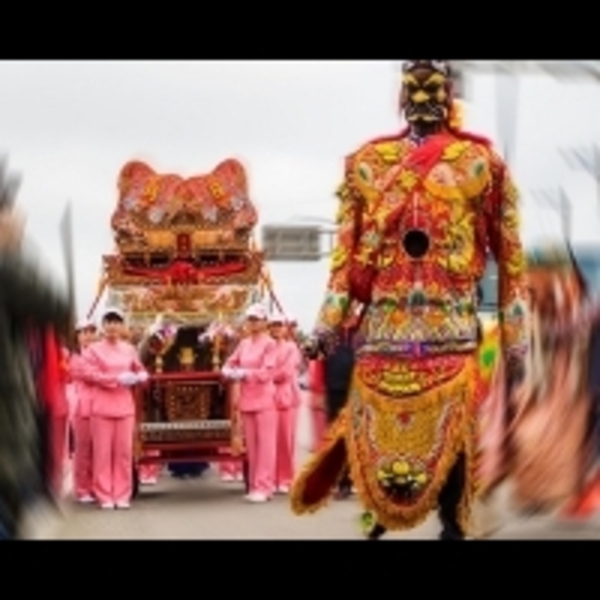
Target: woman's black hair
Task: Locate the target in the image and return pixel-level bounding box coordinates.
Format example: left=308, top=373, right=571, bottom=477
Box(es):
left=103, top=312, right=124, bottom=323
left=73, top=324, right=96, bottom=354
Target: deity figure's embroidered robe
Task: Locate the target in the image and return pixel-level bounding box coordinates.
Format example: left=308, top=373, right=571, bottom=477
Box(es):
left=290, top=130, right=529, bottom=533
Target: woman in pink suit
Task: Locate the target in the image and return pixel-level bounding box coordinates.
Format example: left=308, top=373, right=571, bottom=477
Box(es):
left=68, top=318, right=98, bottom=503
left=222, top=303, right=277, bottom=502
left=83, top=307, right=148, bottom=509
left=269, top=313, right=300, bottom=494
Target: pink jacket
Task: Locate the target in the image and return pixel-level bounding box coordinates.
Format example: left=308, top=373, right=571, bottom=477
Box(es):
left=272, top=339, right=300, bottom=410
left=224, top=332, right=277, bottom=413
left=82, top=339, right=146, bottom=418
left=65, top=383, right=77, bottom=422
left=68, top=353, right=96, bottom=418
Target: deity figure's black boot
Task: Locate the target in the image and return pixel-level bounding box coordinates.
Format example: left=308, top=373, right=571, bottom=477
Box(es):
left=438, top=454, right=466, bottom=541
left=367, top=523, right=387, bottom=540
left=439, top=520, right=465, bottom=540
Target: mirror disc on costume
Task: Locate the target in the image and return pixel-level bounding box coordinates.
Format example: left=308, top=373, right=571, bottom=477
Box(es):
left=402, top=229, right=430, bottom=259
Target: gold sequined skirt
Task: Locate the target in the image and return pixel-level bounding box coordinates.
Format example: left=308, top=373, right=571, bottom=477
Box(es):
left=290, top=355, right=479, bottom=533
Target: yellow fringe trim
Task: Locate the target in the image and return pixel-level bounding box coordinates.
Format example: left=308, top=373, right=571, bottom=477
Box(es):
left=291, top=357, right=479, bottom=536
left=347, top=359, right=478, bottom=533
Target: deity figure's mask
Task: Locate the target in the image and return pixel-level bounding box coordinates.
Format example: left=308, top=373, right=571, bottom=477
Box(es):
left=400, top=60, right=453, bottom=127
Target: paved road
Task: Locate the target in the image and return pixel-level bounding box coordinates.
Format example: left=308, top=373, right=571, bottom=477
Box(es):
left=23, top=403, right=600, bottom=540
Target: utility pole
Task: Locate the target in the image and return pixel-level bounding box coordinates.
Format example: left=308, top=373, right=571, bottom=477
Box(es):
left=560, top=145, right=600, bottom=218
left=530, top=188, right=572, bottom=240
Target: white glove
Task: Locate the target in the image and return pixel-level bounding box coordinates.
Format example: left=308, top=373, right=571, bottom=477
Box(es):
left=118, top=372, right=138, bottom=386
left=233, top=368, right=247, bottom=381
left=221, top=366, right=235, bottom=379
left=136, top=371, right=149, bottom=383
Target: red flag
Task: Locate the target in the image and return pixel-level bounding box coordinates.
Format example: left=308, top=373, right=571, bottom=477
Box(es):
left=40, top=328, right=68, bottom=417
left=38, top=327, right=69, bottom=496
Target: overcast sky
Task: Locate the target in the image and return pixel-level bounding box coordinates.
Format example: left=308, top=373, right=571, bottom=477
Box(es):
left=1, top=60, right=599, bottom=329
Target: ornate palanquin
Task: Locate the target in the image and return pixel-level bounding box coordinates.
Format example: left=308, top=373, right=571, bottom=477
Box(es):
left=103, top=158, right=264, bottom=331
left=100, top=158, right=263, bottom=459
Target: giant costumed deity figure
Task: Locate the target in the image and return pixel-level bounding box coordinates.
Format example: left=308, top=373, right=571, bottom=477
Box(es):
left=290, top=60, right=529, bottom=540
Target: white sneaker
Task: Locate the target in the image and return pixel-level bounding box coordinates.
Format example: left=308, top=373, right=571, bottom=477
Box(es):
left=221, top=474, right=235, bottom=482
left=77, top=495, right=95, bottom=504
left=245, top=492, right=268, bottom=503
left=101, top=503, right=114, bottom=510
left=140, top=478, right=157, bottom=485
left=116, top=502, right=130, bottom=509
left=277, top=485, right=290, bottom=494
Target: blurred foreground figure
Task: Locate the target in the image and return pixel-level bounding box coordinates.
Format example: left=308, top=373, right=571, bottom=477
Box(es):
left=510, top=250, right=589, bottom=512
left=0, top=201, right=71, bottom=539
left=291, top=60, right=529, bottom=540
left=569, top=299, right=600, bottom=517
left=517, top=247, right=600, bottom=518
left=476, top=246, right=600, bottom=523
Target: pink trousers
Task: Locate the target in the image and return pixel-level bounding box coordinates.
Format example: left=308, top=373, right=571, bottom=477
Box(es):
left=91, top=415, right=135, bottom=505
left=275, top=407, right=298, bottom=488
left=73, top=416, right=93, bottom=499
left=242, top=409, right=277, bottom=496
